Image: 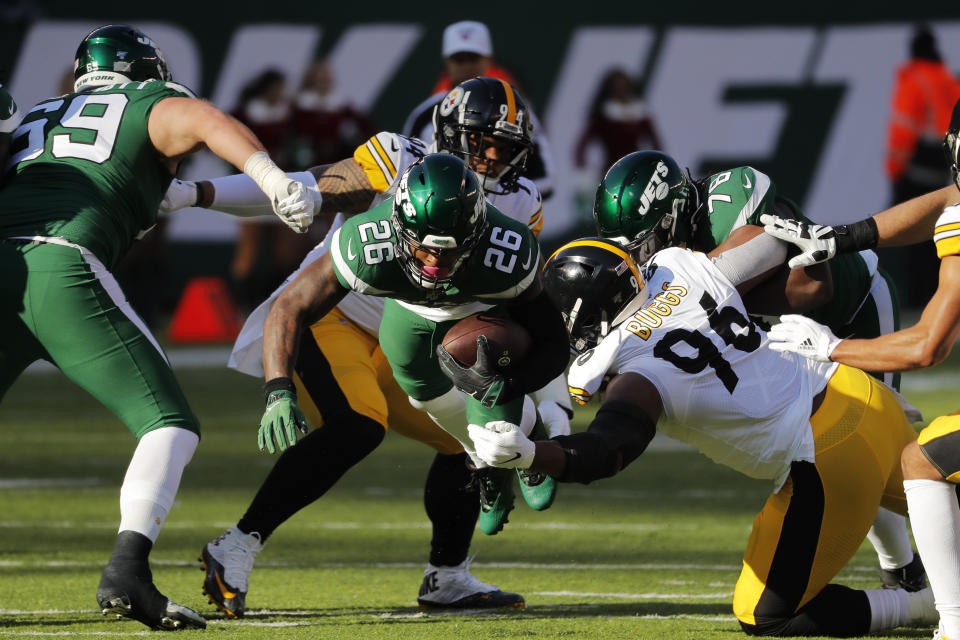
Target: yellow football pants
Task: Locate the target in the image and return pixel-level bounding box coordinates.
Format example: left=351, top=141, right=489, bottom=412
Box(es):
left=734, top=364, right=917, bottom=627
left=292, top=308, right=464, bottom=455
left=918, top=411, right=960, bottom=482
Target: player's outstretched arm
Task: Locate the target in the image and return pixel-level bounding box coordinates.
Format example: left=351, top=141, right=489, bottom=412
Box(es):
left=828, top=255, right=960, bottom=372
left=149, top=97, right=314, bottom=232
left=162, top=157, right=377, bottom=223
left=871, top=185, right=957, bottom=247
left=471, top=372, right=661, bottom=482
left=761, top=185, right=958, bottom=268
left=257, top=251, right=349, bottom=453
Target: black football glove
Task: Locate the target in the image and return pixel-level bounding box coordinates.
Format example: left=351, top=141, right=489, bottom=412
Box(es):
left=436, top=335, right=507, bottom=408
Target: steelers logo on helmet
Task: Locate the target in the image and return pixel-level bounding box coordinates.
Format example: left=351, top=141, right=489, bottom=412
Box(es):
left=439, top=87, right=465, bottom=118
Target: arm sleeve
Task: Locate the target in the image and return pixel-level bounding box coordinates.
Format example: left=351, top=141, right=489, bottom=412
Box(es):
left=551, top=400, right=657, bottom=484
left=711, top=231, right=787, bottom=286
left=208, top=170, right=319, bottom=217
left=503, top=288, right=571, bottom=402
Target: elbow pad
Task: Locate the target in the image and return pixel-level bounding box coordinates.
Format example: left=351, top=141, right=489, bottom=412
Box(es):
left=552, top=400, right=656, bottom=484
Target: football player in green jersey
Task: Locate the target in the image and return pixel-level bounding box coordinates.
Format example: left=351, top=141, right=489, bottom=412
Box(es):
left=0, top=24, right=314, bottom=631
left=162, top=79, right=567, bottom=616
left=260, top=152, right=569, bottom=537
left=592, top=150, right=926, bottom=594
left=0, top=83, right=20, bottom=166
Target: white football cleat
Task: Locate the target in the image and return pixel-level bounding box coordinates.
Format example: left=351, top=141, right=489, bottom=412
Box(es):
left=200, top=527, right=264, bottom=618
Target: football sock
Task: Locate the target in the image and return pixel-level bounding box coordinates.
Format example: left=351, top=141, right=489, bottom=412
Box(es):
left=906, top=478, right=960, bottom=639
left=424, top=452, right=479, bottom=567
left=118, top=427, right=198, bottom=542
left=866, top=507, right=914, bottom=570
left=864, top=588, right=910, bottom=631
left=106, top=530, right=154, bottom=568
left=237, top=414, right=384, bottom=541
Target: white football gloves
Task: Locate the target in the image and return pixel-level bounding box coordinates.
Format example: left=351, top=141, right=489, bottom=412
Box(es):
left=537, top=400, right=572, bottom=438
left=468, top=421, right=536, bottom=469
left=760, top=213, right=837, bottom=269
left=159, top=178, right=198, bottom=213
left=767, top=314, right=843, bottom=362
left=244, top=151, right=314, bottom=233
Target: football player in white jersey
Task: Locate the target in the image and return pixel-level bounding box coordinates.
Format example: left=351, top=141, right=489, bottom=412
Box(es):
left=761, top=100, right=960, bottom=640
left=162, top=77, right=572, bottom=617
left=468, top=236, right=938, bottom=636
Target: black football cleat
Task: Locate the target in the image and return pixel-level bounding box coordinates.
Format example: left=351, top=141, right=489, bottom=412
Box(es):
left=97, top=561, right=206, bottom=630
left=879, top=553, right=927, bottom=592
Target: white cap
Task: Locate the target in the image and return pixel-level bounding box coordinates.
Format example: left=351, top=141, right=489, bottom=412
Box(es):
left=442, top=21, right=492, bottom=57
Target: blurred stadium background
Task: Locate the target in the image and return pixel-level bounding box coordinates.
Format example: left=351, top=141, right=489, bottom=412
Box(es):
left=4, top=4, right=960, bottom=320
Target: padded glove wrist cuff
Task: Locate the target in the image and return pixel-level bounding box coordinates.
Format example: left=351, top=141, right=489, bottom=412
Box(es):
left=264, top=376, right=296, bottom=403
left=835, top=217, right=878, bottom=253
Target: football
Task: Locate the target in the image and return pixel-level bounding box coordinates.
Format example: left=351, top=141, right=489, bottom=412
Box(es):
left=441, top=313, right=531, bottom=371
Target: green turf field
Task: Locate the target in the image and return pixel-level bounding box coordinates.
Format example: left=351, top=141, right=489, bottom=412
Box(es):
left=1, top=350, right=958, bottom=639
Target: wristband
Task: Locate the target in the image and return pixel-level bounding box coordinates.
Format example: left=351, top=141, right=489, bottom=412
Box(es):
left=834, top=217, right=878, bottom=253
left=264, top=376, right=296, bottom=403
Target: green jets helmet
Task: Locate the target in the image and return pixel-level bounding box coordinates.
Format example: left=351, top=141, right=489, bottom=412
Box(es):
left=593, top=150, right=698, bottom=264
left=74, top=24, right=172, bottom=91
left=391, top=153, right=488, bottom=290
left=542, top=237, right=648, bottom=354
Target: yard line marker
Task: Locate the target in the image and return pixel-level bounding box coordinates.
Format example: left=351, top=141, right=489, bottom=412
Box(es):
left=0, top=478, right=101, bottom=489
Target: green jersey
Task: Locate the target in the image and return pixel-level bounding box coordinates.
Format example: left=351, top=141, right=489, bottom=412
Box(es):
left=692, top=165, right=874, bottom=330
left=0, top=84, right=19, bottom=144
left=0, top=79, right=194, bottom=269
left=330, top=199, right=540, bottom=322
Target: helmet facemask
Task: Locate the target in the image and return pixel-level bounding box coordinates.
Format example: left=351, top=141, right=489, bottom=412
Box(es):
left=391, top=219, right=479, bottom=290
left=543, top=239, right=648, bottom=354
left=446, top=125, right=531, bottom=192
left=432, top=77, right=534, bottom=193
left=944, top=127, right=960, bottom=192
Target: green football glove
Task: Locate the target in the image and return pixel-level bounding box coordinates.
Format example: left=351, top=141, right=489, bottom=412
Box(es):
left=258, top=388, right=310, bottom=454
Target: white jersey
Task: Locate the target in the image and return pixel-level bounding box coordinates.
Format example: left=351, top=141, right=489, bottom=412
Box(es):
left=229, top=130, right=543, bottom=376
left=567, top=248, right=836, bottom=488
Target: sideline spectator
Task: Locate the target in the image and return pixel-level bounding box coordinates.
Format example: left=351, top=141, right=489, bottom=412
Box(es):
left=574, top=68, right=662, bottom=171
left=289, top=59, right=376, bottom=168
left=428, top=20, right=520, bottom=95
left=883, top=25, right=960, bottom=306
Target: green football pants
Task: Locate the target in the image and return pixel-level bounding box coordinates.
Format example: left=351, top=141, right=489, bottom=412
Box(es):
left=377, top=298, right=523, bottom=426
left=0, top=240, right=199, bottom=437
